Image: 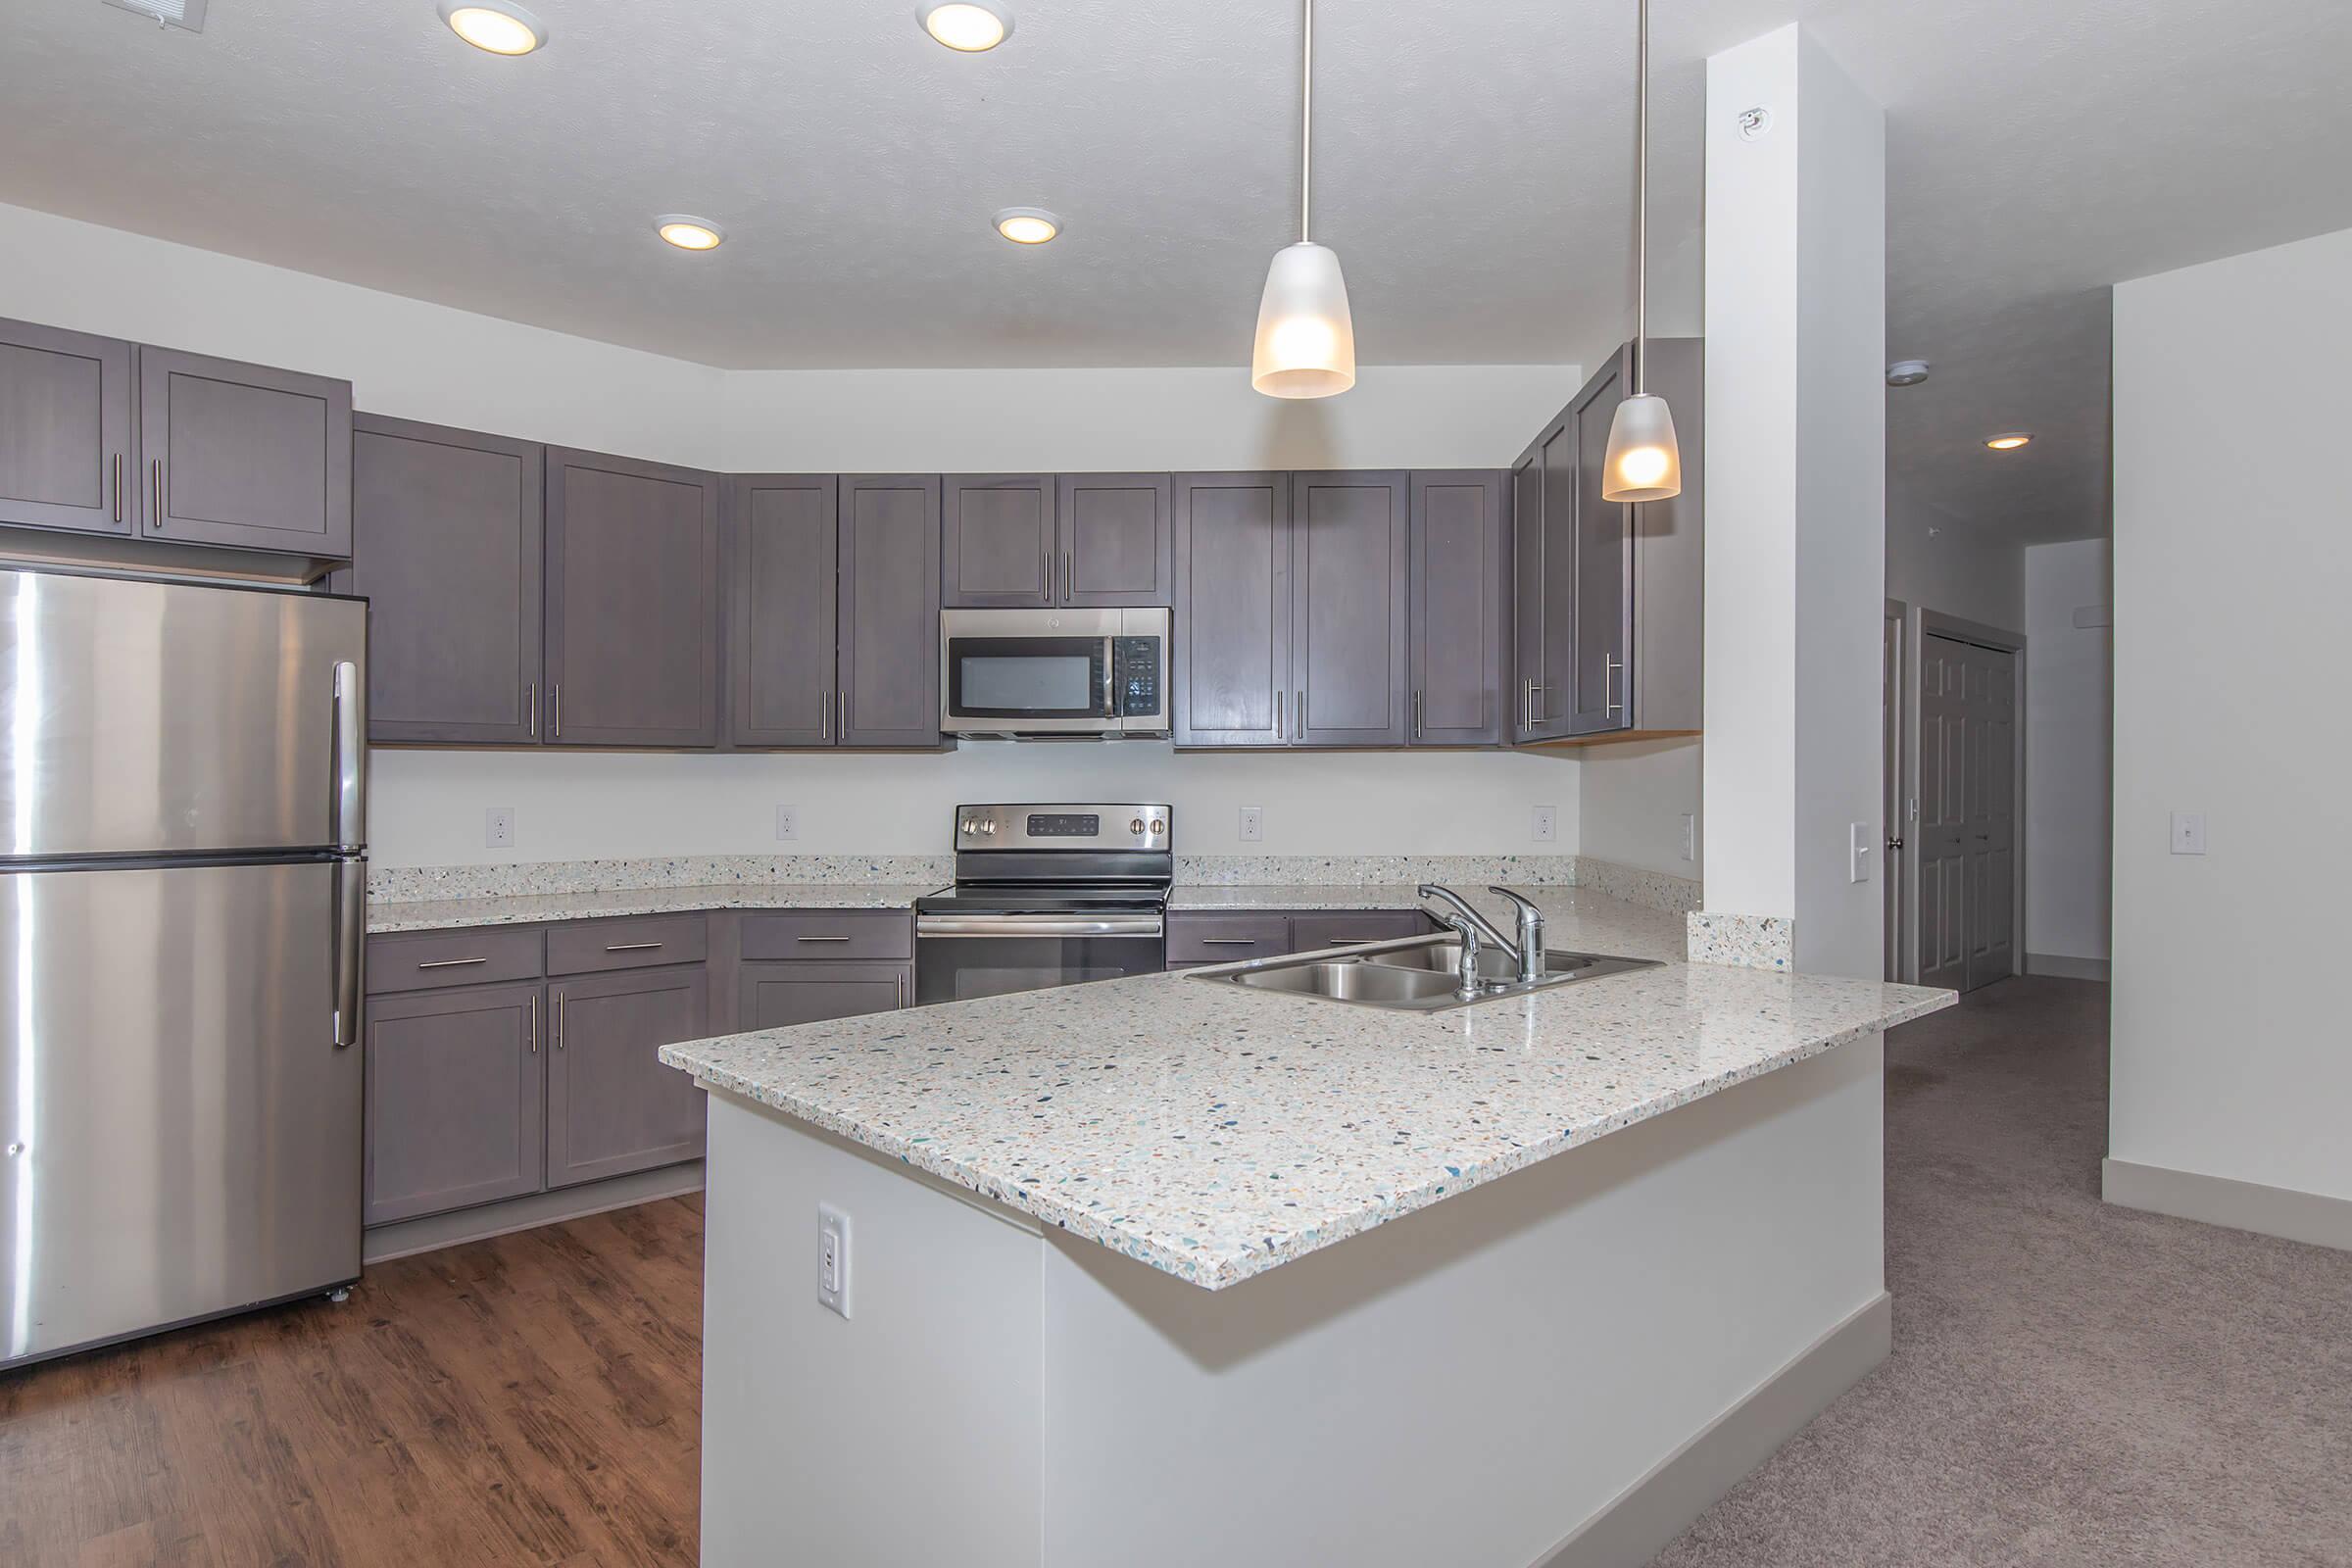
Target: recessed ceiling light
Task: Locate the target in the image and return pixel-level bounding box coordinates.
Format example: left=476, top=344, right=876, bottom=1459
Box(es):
left=438, top=0, right=547, bottom=55
left=994, top=208, right=1059, bottom=245
left=654, top=215, right=726, bottom=251
left=1886, top=359, right=1931, bottom=387
left=1985, top=432, right=2033, bottom=451
left=917, top=1, right=1013, bottom=51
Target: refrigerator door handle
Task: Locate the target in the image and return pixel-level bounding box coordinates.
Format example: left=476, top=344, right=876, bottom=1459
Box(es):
left=331, top=661, right=364, bottom=853
left=332, top=857, right=365, bottom=1049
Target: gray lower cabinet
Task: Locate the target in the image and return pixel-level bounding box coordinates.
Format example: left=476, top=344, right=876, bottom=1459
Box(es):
left=739, top=961, right=908, bottom=1029
left=363, top=980, right=546, bottom=1226
left=1057, top=472, right=1172, bottom=607
left=942, top=472, right=1054, bottom=607
left=136, top=345, right=352, bottom=557
left=1172, top=471, right=1291, bottom=747
left=546, top=962, right=710, bottom=1189
left=1290, top=471, right=1411, bottom=747
left=546, top=446, right=722, bottom=747
left=343, top=415, right=543, bottom=744
left=1409, top=470, right=1508, bottom=746
left=729, top=473, right=840, bottom=747
left=0, top=317, right=135, bottom=537
left=839, top=473, right=942, bottom=747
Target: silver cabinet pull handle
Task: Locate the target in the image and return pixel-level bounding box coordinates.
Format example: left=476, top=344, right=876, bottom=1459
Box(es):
left=838, top=687, right=848, bottom=740
left=416, top=956, right=488, bottom=969
left=1607, top=658, right=1624, bottom=713
left=1198, top=938, right=1260, bottom=947
left=1275, top=690, right=1285, bottom=741
left=528, top=992, right=538, bottom=1054
left=1061, top=551, right=1072, bottom=604
left=604, top=941, right=663, bottom=953
left=527, top=681, right=538, bottom=740
left=112, top=453, right=123, bottom=524
left=820, top=688, right=831, bottom=741
left=795, top=934, right=853, bottom=943
left=1297, top=690, right=1305, bottom=736
left=554, top=989, right=565, bottom=1050
left=1413, top=689, right=1423, bottom=740
left=1043, top=546, right=1052, bottom=602
left=896, top=970, right=906, bottom=1007
left=151, top=457, right=163, bottom=530
left=552, top=682, right=562, bottom=738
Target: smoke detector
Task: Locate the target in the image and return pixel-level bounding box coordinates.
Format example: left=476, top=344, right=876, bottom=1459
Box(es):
left=1886, top=359, right=1931, bottom=387
left=102, top=0, right=207, bottom=29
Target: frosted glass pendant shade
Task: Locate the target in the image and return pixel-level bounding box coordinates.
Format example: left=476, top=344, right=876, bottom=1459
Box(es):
left=1251, top=243, right=1356, bottom=399
left=1601, top=392, right=1683, bottom=502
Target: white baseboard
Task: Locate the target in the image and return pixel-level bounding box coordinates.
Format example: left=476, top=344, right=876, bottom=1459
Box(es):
left=2103, top=1157, right=2352, bottom=1253
left=2026, top=953, right=2110, bottom=981
left=363, top=1160, right=705, bottom=1264
left=1532, top=1292, right=1893, bottom=1568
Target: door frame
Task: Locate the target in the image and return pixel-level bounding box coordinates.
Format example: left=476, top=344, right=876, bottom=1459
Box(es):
left=1911, top=609, right=2030, bottom=989
left=1884, top=599, right=1908, bottom=983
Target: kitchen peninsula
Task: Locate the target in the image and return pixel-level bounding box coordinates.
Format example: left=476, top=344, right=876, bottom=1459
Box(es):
left=662, top=890, right=1949, bottom=1568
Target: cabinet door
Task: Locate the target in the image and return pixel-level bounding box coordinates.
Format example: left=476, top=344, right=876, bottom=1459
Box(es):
left=1511, top=417, right=1578, bottom=743
left=363, top=982, right=545, bottom=1226
left=1290, top=471, right=1410, bottom=747
left=345, top=416, right=543, bottom=744
left=1509, top=440, right=1544, bottom=741
left=547, top=963, right=710, bottom=1188
left=1057, top=472, right=1171, bottom=607
left=136, top=346, right=352, bottom=556
left=1568, top=350, right=1635, bottom=735
left=1172, top=471, right=1290, bottom=747
left=838, top=473, right=942, bottom=747
left=942, top=473, right=1054, bottom=607
left=729, top=473, right=839, bottom=747
left=545, top=447, right=721, bottom=747
left=739, top=961, right=907, bottom=1031
left=1410, top=470, right=1507, bottom=746
left=0, top=318, right=134, bottom=536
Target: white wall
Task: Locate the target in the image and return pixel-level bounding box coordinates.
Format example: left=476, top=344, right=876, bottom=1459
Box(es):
left=1578, top=740, right=1702, bottom=878
left=2109, top=224, right=2352, bottom=1207
left=1886, top=504, right=2024, bottom=631
left=2023, top=539, right=2111, bottom=967
left=0, top=201, right=1586, bottom=869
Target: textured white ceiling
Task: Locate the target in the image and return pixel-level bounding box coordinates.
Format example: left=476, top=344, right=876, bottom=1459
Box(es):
left=5, top=0, right=2348, bottom=546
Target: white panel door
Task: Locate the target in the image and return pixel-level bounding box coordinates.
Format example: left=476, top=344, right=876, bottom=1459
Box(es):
left=1917, top=635, right=1970, bottom=990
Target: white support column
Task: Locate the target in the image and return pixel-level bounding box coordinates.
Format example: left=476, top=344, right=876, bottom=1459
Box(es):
left=1698, top=24, right=1887, bottom=979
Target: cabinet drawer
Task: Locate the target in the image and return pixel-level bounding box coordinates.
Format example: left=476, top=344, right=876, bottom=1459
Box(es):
left=368, top=926, right=545, bottom=995
left=1288, top=910, right=1431, bottom=953
left=740, top=909, right=913, bottom=962
left=1165, top=913, right=1294, bottom=964
left=547, top=914, right=710, bottom=975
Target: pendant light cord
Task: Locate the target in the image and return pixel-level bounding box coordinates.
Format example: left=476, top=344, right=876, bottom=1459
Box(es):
left=1633, top=0, right=1649, bottom=395
left=1300, top=0, right=1314, bottom=245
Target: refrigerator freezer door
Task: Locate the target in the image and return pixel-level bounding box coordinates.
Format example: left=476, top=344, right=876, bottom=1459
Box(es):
left=0, top=568, right=367, bottom=858
left=0, top=858, right=362, bottom=1365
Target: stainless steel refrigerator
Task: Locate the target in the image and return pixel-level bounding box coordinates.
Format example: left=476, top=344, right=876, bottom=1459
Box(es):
left=0, top=565, right=367, bottom=1368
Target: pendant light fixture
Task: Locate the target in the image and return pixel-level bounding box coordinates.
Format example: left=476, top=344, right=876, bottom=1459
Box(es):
left=1601, top=0, right=1683, bottom=502
left=1250, top=0, right=1355, bottom=399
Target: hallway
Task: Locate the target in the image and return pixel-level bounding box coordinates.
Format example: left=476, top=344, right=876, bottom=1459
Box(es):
left=1654, top=977, right=2352, bottom=1565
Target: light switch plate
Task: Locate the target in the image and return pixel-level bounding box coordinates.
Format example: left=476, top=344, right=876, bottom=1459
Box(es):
left=1239, top=806, right=1264, bottom=843
left=1681, top=813, right=1697, bottom=862
left=776, top=804, right=800, bottom=841
left=484, top=807, right=514, bottom=850
left=1531, top=805, right=1557, bottom=843
left=1848, top=821, right=1873, bottom=884
left=817, top=1202, right=851, bottom=1319
left=2170, top=811, right=2207, bottom=856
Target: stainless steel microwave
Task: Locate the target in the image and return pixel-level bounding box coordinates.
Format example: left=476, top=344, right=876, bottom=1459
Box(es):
left=939, top=608, right=1171, bottom=739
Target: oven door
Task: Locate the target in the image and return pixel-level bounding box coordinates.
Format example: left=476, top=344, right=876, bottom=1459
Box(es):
left=941, top=612, right=1115, bottom=736
left=913, top=913, right=1166, bottom=1004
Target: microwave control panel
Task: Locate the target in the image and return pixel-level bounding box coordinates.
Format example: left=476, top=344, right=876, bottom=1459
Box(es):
left=1112, top=637, right=1161, bottom=718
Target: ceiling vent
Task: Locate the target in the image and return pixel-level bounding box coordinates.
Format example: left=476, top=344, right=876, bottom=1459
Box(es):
left=102, top=0, right=208, bottom=31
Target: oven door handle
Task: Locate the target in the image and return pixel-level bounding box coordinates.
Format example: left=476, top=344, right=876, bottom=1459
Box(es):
left=915, top=915, right=1165, bottom=939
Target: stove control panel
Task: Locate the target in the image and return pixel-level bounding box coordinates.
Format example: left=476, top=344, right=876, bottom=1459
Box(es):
left=954, top=803, right=1172, bottom=853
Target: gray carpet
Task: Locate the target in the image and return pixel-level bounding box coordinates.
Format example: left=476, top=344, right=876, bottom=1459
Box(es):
left=1649, top=976, right=2352, bottom=1567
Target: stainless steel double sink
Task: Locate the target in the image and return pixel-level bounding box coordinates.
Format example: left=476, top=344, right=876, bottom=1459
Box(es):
left=1188, top=932, right=1660, bottom=1012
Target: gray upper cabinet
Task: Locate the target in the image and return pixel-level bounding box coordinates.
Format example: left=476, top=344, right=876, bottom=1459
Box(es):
left=545, top=447, right=722, bottom=748
left=1511, top=417, right=1579, bottom=743
left=1173, top=471, right=1291, bottom=747
left=363, top=980, right=546, bottom=1226
left=0, top=318, right=135, bottom=537
left=1289, top=470, right=1410, bottom=747
left=136, top=345, right=352, bottom=558
left=1567, top=353, right=1633, bottom=736
left=345, top=416, right=543, bottom=745
left=546, top=963, right=709, bottom=1189
left=838, top=473, right=942, bottom=747
left=942, top=473, right=1054, bottom=607
left=729, top=473, right=839, bottom=747
left=1410, top=470, right=1508, bottom=747
left=1057, top=472, right=1172, bottom=607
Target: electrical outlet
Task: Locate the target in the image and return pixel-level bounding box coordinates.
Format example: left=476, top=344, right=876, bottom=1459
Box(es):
left=1681, top=813, right=1697, bottom=862
left=484, top=807, right=514, bottom=850
left=775, top=804, right=800, bottom=841
left=2170, top=811, right=2207, bottom=856
left=817, top=1203, right=851, bottom=1319
left=1239, top=805, right=1264, bottom=844
left=1531, top=805, right=1557, bottom=843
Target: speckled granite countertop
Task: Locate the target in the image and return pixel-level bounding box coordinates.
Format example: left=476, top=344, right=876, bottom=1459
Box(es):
left=661, top=914, right=1954, bottom=1291
left=367, top=882, right=941, bottom=934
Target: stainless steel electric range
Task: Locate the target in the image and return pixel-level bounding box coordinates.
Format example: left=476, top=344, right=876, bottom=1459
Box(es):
left=912, top=803, right=1173, bottom=1005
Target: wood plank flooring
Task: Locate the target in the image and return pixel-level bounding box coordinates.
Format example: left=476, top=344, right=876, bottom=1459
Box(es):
left=0, top=1196, right=705, bottom=1568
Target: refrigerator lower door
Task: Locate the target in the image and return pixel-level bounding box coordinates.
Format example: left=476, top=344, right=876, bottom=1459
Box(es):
left=0, top=858, right=362, bottom=1366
